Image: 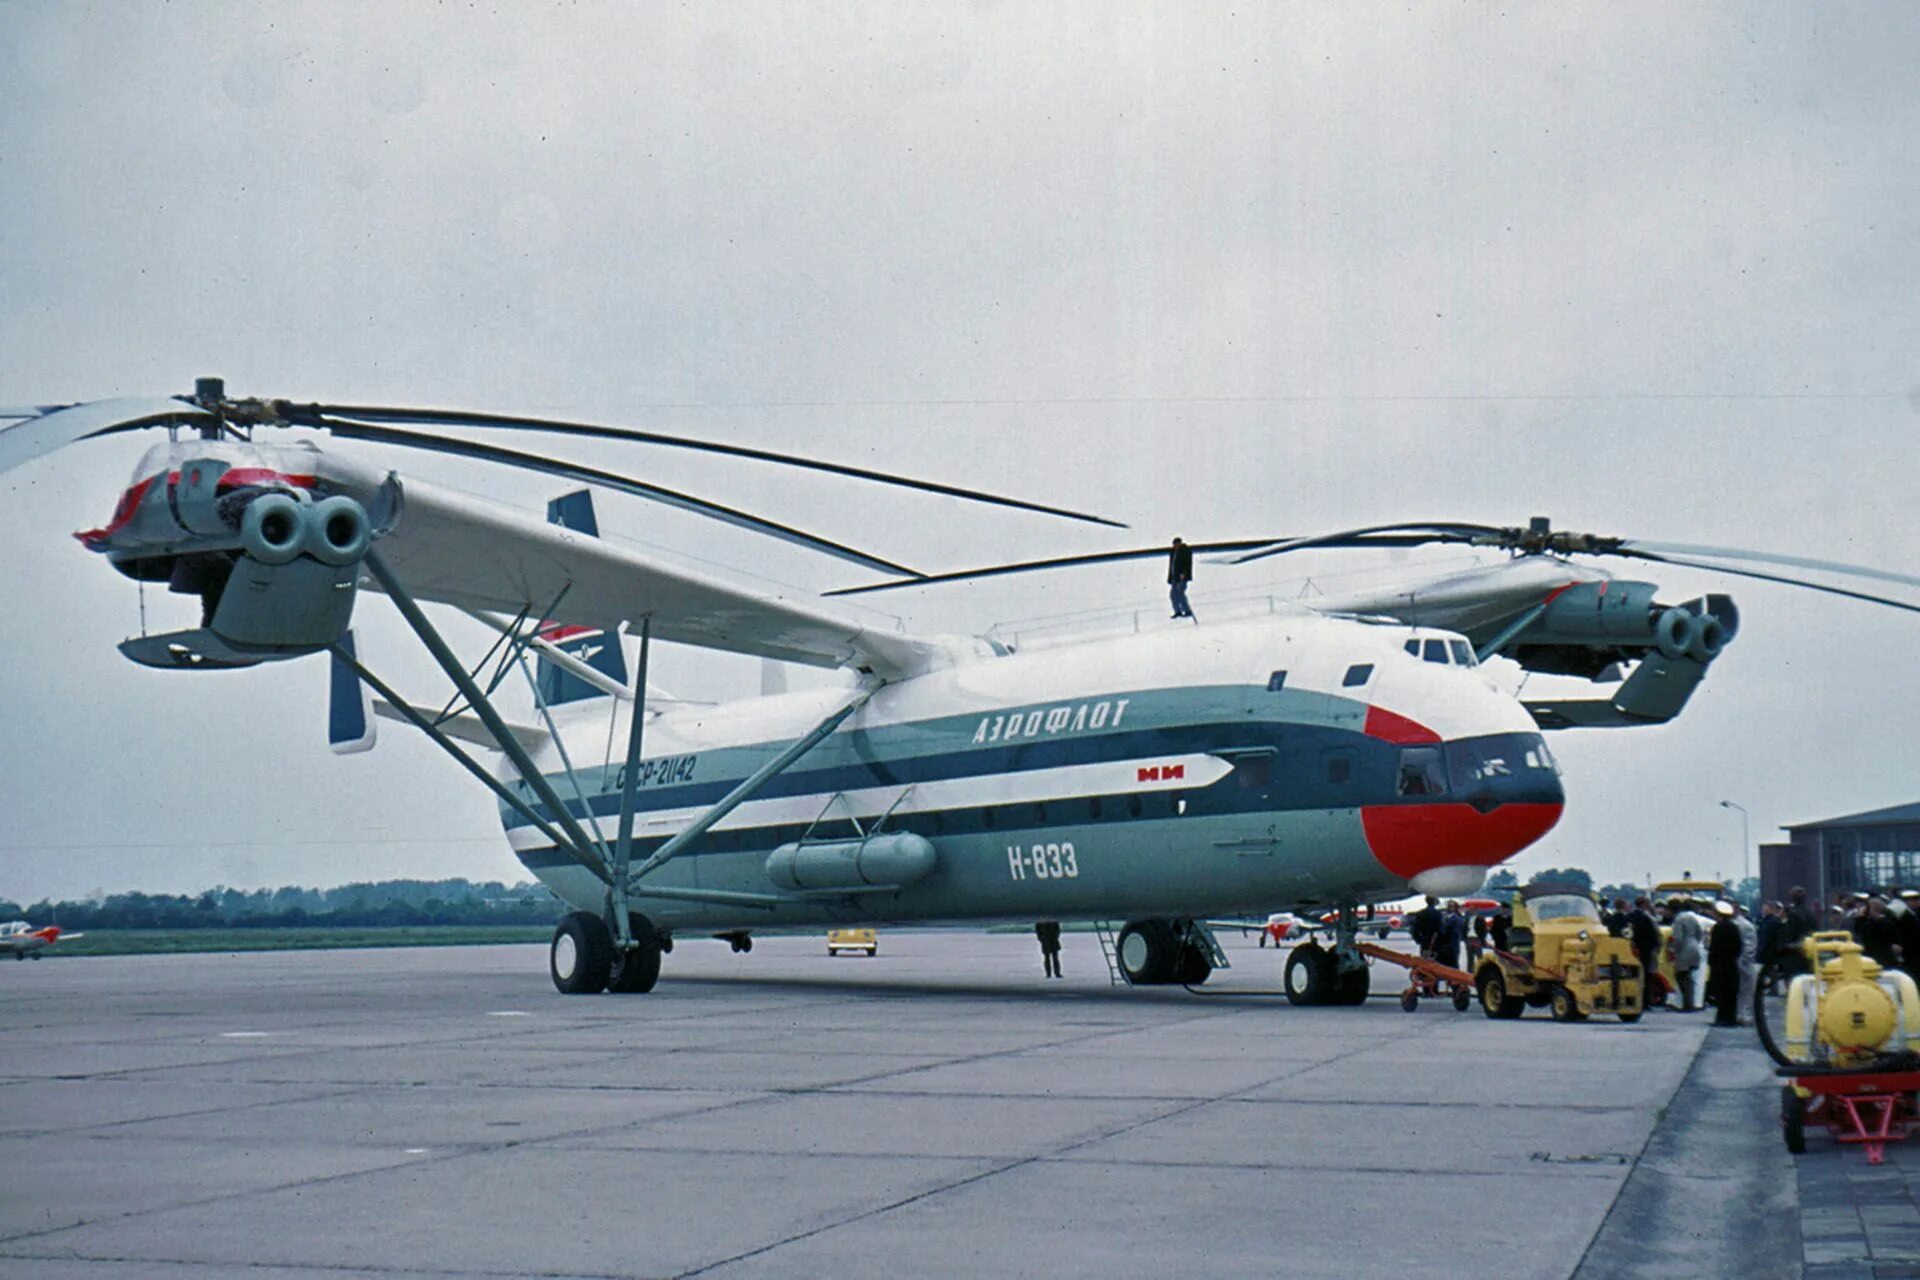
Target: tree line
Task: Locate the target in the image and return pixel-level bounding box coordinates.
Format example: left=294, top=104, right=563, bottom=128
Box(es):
left=0, top=879, right=568, bottom=931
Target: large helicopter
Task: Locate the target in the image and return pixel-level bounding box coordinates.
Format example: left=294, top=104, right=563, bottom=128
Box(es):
left=4, top=382, right=1914, bottom=1002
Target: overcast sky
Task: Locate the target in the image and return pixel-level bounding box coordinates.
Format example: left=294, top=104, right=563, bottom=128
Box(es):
left=2, top=3, right=1917, bottom=904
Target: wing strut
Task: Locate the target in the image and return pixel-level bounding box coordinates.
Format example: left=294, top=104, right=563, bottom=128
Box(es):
left=362, top=549, right=616, bottom=887
left=326, top=642, right=589, bottom=877
left=625, top=685, right=876, bottom=890
left=607, top=617, right=653, bottom=947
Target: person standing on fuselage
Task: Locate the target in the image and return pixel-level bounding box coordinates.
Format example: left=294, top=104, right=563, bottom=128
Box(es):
left=1168, top=537, right=1196, bottom=621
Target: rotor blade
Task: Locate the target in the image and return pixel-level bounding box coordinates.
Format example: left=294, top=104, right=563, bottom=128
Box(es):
left=823, top=532, right=1457, bottom=598
left=322, top=418, right=923, bottom=578
left=0, top=397, right=214, bottom=477
left=1223, top=522, right=1504, bottom=566
left=1622, top=548, right=1920, bottom=614
left=1619, top=540, right=1920, bottom=593
left=284, top=402, right=1126, bottom=529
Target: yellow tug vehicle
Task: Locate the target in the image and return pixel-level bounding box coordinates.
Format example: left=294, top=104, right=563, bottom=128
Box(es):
left=1474, top=884, right=1644, bottom=1023
left=1770, top=932, right=1920, bottom=1163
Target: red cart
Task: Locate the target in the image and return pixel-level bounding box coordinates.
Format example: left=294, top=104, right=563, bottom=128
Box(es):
left=1357, top=941, right=1475, bottom=1012
left=1782, top=1070, right=1920, bottom=1165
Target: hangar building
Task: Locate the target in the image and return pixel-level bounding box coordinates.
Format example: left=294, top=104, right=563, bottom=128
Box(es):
left=1760, top=801, right=1920, bottom=906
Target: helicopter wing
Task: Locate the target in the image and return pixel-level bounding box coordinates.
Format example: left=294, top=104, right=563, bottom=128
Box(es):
left=316, top=451, right=972, bottom=680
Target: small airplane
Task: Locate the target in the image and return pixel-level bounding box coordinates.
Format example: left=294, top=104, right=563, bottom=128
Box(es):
left=3, top=382, right=1916, bottom=1005
left=0, top=922, right=83, bottom=959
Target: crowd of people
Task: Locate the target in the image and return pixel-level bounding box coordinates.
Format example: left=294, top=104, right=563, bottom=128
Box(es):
left=1594, top=886, right=1895, bottom=1027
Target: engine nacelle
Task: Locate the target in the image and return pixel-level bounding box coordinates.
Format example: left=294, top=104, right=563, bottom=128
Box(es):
left=1523, top=581, right=1737, bottom=670
left=209, top=554, right=360, bottom=651
left=764, top=832, right=937, bottom=892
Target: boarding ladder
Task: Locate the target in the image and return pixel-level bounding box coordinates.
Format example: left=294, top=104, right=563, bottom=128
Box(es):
left=1094, top=922, right=1131, bottom=986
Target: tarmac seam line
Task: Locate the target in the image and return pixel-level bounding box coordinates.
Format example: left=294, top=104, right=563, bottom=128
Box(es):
left=673, top=1011, right=1452, bottom=1277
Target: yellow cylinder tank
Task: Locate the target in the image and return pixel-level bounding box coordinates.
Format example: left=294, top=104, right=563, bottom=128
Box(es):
left=1783, top=932, right=1920, bottom=1066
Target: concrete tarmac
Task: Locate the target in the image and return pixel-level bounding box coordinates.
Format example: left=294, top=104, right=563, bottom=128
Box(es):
left=0, top=932, right=1725, bottom=1279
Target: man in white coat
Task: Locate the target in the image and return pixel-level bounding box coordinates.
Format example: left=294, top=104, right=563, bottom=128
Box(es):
left=1666, top=899, right=1707, bottom=1012
left=1734, top=903, right=1759, bottom=1026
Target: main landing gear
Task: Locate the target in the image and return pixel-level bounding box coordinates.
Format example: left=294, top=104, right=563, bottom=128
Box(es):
left=1283, top=905, right=1372, bottom=1006
left=550, top=910, right=667, bottom=995
left=1114, top=919, right=1222, bottom=985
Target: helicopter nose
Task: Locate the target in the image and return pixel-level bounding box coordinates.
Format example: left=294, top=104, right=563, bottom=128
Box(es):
left=1362, top=799, right=1564, bottom=883
left=1360, top=745, right=1565, bottom=893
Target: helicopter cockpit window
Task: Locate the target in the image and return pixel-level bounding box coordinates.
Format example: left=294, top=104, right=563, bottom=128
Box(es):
left=1422, top=639, right=1450, bottom=664
left=1449, top=640, right=1474, bottom=666
left=1267, top=670, right=1287, bottom=691
left=1397, top=746, right=1449, bottom=797
left=1404, top=639, right=1420, bottom=656
left=1445, top=732, right=1559, bottom=783
left=1342, top=663, right=1374, bottom=687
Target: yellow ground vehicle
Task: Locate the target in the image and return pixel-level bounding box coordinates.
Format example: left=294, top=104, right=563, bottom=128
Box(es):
left=827, top=928, right=878, bottom=956
left=1475, top=885, right=1644, bottom=1022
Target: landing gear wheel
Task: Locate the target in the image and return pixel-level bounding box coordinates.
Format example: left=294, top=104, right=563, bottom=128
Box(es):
left=1177, top=942, right=1214, bottom=986
left=550, top=911, right=613, bottom=995
left=1400, top=990, right=1420, bottom=1013
left=1479, top=968, right=1524, bottom=1019
left=1284, top=944, right=1334, bottom=1006
left=1549, top=985, right=1586, bottom=1022
left=1451, top=986, right=1473, bottom=1013
left=1116, top=920, right=1179, bottom=985
left=1333, top=962, right=1371, bottom=1005
left=607, top=913, right=663, bottom=994
left=1782, top=1085, right=1808, bottom=1155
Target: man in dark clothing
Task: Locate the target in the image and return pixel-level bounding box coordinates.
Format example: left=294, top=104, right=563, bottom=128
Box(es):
left=1489, top=905, right=1512, bottom=953
left=1603, top=898, right=1630, bottom=938
left=1899, top=892, right=1920, bottom=975
left=1035, top=921, right=1063, bottom=979
left=1757, top=901, right=1784, bottom=996
left=1437, top=902, right=1469, bottom=971
left=1859, top=897, right=1900, bottom=970
left=1168, top=537, right=1196, bottom=620
left=1627, top=897, right=1662, bottom=995
left=1410, top=896, right=1443, bottom=958
left=1783, top=888, right=1817, bottom=978
left=1707, top=901, right=1745, bottom=1026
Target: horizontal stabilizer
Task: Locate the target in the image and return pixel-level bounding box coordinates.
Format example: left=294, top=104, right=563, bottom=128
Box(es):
left=371, top=700, right=547, bottom=753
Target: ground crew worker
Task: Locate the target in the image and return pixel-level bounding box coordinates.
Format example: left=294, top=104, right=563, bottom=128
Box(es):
left=1783, top=887, right=1816, bottom=976
left=1628, top=897, right=1662, bottom=997
left=1757, top=901, right=1784, bottom=996
left=1707, top=900, right=1744, bottom=1027
left=1667, top=899, right=1706, bottom=1012
left=1860, top=896, right=1900, bottom=969
left=1734, top=902, right=1758, bottom=1022
left=1438, top=901, right=1468, bottom=970
left=1489, top=904, right=1512, bottom=953
left=1167, top=537, right=1196, bottom=620
left=1035, top=920, right=1063, bottom=979
left=1410, top=896, right=1442, bottom=958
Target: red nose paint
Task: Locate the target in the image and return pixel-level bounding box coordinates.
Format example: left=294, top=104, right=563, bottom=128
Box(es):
left=1363, top=705, right=1441, bottom=745
left=1361, top=802, right=1564, bottom=878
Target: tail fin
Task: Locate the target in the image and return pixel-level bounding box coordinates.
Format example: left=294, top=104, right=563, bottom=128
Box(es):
left=536, top=491, right=629, bottom=706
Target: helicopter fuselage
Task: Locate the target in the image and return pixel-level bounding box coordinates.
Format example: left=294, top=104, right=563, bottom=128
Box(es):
left=509, top=615, right=1565, bottom=934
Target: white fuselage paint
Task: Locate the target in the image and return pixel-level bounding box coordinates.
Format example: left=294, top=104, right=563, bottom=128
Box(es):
left=506, top=615, right=1548, bottom=932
